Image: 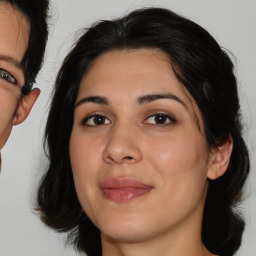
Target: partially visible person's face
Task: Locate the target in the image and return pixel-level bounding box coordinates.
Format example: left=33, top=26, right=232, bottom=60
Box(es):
left=0, top=2, right=38, bottom=152
left=69, top=49, right=222, bottom=247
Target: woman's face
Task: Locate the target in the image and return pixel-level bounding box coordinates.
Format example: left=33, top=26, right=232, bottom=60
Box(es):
left=0, top=2, right=29, bottom=149
left=70, top=49, right=214, bottom=244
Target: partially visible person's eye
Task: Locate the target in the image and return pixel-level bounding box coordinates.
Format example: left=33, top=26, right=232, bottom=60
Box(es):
left=81, top=114, right=111, bottom=127
left=0, top=68, right=17, bottom=85
left=143, top=113, right=176, bottom=126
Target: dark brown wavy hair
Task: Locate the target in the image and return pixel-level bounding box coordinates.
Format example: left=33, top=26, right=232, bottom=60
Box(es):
left=37, top=7, right=249, bottom=256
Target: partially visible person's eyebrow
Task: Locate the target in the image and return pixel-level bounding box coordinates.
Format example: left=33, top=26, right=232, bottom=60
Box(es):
left=75, top=96, right=109, bottom=108
left=0, top=55, right=24, bottom=70
left=137, top=93, right=187, bottom=109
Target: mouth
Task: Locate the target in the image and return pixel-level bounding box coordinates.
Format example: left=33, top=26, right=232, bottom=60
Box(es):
left=100, top=177, right=153, bottom=202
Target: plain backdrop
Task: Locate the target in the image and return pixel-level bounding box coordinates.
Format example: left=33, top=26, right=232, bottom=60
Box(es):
left=0, top=0, right=255, bottom=255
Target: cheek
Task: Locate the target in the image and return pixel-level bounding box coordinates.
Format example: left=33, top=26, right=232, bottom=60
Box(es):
left=151, top=135, right=206, bottom=169
left=70, top=133, right=102, bottom=177
left=69, top=131, right=106, bottom=200
left=148, top=133, right=209, bottom=193
left=69, top=132, right=103, bottom=214
left=0, top=90, right=19, bottom=113
left=147, top=135, right=209, bottom=222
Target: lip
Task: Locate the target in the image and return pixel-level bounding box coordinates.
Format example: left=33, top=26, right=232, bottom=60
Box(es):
left=100, top=177, right=153, bottom=202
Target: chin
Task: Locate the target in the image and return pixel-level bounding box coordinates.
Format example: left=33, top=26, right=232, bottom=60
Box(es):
left=102, top=227, right=150, bottom=243
left=96, top=212, right=155, bottom=243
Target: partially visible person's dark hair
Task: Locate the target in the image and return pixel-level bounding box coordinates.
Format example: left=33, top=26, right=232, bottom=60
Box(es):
left=0, top=0, right=49, bottom=94
left=37, top=7, right=250, bottom=256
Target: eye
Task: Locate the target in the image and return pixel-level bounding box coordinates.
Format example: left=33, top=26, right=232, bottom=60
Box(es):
left=0, top=68, right=17, bottom=84
left=81, top=114, right=111, bottom=127
left=143, top=113, right=176, bottom=125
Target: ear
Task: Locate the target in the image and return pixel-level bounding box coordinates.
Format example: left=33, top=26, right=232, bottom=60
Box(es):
left=13, top=88, right=40, bottom=125
left=207, top=136, right=233, bottom=180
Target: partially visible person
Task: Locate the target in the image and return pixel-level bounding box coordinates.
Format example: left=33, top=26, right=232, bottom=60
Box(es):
left=37, top=7, right=249, bottom=256
left=0, top=0, right=49, bottom=170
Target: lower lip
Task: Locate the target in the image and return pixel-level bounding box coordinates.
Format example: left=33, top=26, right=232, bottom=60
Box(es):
left=102, top=187, right=152, bottom=202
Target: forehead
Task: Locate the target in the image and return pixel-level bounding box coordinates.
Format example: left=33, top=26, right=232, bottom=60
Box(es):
left=0, top=2, right=30, bottom=63
left=79, top=49, right=194, bottom=105
left=81, top=48, right=180, bottom=94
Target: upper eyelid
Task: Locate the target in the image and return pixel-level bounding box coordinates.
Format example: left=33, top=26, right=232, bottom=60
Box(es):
left=84, top=112, right=111, bottom=119
left=86, top=113, right=110, bottom=120
left=144, top=110, right=177, bottom=120
left=0, top=55, right=23, bottom=70
left=78, top=109, right=177, bottom=119
left=0, top=67, right=15, bottom=76
left=0, top=62, right=24, bottom=86
left=81, top=112, right=111, bottom=124
left=0, top=68, right=17, bottom=83
left=144, top=113, right=177, bottom=123
left=79, top=111, right=177, bottom=125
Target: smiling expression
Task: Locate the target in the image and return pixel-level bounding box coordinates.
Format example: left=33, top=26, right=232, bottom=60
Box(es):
left=0, top=2, right=29, bottom=149
left=70, top=48, right=213, bottom=245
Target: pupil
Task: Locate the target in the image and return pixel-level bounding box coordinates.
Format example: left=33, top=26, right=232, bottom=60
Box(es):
left=155, top=115, right=166, bottom=124
left=94, top=116, right=104, bottom=125
left=1, top=73, right=8, bottom=80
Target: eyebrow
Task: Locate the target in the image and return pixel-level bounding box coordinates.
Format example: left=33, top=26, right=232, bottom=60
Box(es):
left=137, top=93, right=187, bottom=108
left=75, top=93, right=186, bottom=109
left=0, top=55, right=24, bottom=70
left=75, top=96, right=109, bottom=108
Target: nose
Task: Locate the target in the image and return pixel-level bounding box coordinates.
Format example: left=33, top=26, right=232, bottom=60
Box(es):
left=102, top=124, right=143, bottom=165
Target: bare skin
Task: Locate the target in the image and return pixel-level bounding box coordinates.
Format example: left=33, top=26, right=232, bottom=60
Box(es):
left=0, top=2, right=40, bottom=169
left=70, top=49, right=232, bottom=256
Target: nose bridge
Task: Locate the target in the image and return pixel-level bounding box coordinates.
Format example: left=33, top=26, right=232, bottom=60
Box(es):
left=103, top=120, right=142, bottom=164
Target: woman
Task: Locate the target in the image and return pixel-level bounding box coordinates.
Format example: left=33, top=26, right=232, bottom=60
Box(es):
left=0, top=0, right=49, bottom=169
left=37, top=8, right=249, bottom=256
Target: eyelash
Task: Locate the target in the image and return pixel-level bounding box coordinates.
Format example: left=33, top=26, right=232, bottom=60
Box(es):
left=143, top=112, right=177, bottom=126
left=81, top=113, right=111, bottom=127
left=0, top=68, right=17, bottom=85
left=81, top=112, right=176, bottom=127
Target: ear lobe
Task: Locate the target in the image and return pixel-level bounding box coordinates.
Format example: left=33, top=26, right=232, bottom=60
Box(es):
left=207, top=136, right=233, bottom=180
left=13, top=88, right=40, bottom=125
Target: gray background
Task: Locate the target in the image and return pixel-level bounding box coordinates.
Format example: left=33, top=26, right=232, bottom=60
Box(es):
left=0, top=0, right=255, bottom=255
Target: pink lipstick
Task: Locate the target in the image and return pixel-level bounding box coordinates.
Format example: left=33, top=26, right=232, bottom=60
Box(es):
left=100, top=177, right=152, bottom=202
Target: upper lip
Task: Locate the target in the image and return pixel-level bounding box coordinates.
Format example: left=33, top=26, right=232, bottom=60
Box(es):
left=100, top=177, right=152, bottom=189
